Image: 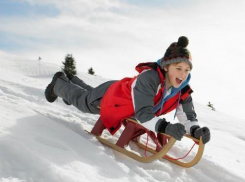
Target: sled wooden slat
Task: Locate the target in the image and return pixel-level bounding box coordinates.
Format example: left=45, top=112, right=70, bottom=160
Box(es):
left=135, top=136, right=204, bottom=168
left=95, top=134, right=176, bottom=163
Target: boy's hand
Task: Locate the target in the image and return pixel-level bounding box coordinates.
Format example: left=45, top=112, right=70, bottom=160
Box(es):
left=191, top=126, right=210, bottom=144
left=165, top=123, right=186, bottom=141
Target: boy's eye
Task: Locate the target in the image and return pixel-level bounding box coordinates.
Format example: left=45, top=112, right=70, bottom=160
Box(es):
left=176, top=67, right=190, bottom=73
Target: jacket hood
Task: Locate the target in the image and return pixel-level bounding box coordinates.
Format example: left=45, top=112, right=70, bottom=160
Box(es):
left=135, top=62, right=159, bottom=73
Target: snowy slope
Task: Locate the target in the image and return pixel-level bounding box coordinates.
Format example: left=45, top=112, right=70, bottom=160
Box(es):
left=0, top=51, right=245, bottom=182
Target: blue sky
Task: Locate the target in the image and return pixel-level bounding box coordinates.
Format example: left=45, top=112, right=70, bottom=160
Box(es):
left=0, top=0, right=183, bottom=19
left=0, top=0, right=59, bottom=17
left=0, top=0, right=245, bottom=119
left=0, top=0, right=201, bottom=52
left=0, top=0, right=59, bottom=50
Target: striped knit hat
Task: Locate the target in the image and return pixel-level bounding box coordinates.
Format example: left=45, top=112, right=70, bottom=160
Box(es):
left=161, top=36, right=192, bottom=69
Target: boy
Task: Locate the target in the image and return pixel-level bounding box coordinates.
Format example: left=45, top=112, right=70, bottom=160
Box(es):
left=45, top=36, right=210, bottom=144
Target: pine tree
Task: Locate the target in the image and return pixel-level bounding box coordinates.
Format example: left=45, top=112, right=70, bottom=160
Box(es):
left=62, top=54, right=77, bottom=77
left=88, top=67, right=95, bottom=75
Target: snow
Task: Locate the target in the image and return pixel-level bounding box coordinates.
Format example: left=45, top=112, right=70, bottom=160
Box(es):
left=0, top=50, right=245, bottom=182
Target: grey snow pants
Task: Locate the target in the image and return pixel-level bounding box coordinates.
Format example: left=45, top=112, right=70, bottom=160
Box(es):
left=53, top=75, right=116, bottom=114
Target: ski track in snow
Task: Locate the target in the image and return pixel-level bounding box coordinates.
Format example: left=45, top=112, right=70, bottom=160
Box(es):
left=0, top=52, right=245, bottom=182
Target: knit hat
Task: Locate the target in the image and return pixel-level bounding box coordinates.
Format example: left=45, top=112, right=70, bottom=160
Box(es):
left=161, top=36, right=192, bottom=69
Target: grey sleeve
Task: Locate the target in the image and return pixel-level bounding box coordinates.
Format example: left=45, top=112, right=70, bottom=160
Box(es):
left=133, top=70, right=160, bottom=123
left=177, top=95, right=199, bottom=134
left=179, top=96, right=198, bottom=121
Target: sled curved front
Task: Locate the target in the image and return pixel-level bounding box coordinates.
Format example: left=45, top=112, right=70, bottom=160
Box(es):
left=95, top=135, right=176, bottom=163
left=135, top=135, right=205, bottom=167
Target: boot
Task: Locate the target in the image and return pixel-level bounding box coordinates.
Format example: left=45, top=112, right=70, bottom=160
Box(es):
left=45, top=72, right=65, bottom=102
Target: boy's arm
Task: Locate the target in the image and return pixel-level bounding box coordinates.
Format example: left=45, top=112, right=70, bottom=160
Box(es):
left=177, top=96, right=200, bottom=134
left=177, top=96, right=211, bottom=144
left=132, top=69, right=166, bottom=131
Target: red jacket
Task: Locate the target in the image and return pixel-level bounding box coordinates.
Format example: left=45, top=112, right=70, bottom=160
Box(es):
left=100, top=62, right=192, bottom=135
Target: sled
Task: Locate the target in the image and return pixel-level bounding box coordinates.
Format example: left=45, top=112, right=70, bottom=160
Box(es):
left=89, top=117, right=204, bottom=168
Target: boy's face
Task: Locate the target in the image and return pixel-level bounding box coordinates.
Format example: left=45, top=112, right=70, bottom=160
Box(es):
left=164, top=62, right=191, bottom=88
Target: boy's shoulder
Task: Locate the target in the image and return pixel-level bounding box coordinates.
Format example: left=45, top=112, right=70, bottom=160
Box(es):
left=138, top=69, right=161, bottom=85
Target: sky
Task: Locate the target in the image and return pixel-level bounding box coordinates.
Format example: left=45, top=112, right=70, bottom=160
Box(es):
left=0, top=0, right=245, bottom=119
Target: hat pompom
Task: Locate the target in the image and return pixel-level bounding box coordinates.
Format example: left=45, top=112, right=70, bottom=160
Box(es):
left=177, top=36, right=189, bottom=48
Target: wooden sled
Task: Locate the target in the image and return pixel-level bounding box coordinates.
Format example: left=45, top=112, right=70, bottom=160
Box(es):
left=90, top=117, right=205, bottom=167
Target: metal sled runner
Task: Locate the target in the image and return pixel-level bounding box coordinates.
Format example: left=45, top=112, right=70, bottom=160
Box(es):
left=89, top=117, right=205, bottom=168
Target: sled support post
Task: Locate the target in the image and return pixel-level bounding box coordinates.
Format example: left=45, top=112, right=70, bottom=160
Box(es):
left=156, top=133, right=170, bottom=151
left=116, top=121, right=137, bottom=148
left=91, top=117, right=106, bottom=136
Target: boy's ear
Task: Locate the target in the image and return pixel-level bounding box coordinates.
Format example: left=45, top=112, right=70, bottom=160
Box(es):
left=163, top=66, right=168, bottom=71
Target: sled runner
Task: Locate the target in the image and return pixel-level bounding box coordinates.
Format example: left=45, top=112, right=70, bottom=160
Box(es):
left=89, top=117, right=204, bottom=168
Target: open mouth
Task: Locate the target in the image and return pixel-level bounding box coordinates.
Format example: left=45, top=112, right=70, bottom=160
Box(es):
left=176, top=78, right=182, bottom=85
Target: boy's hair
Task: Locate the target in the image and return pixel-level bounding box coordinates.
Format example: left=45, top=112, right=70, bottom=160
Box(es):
left=160, top=36, right=192, bottom=70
